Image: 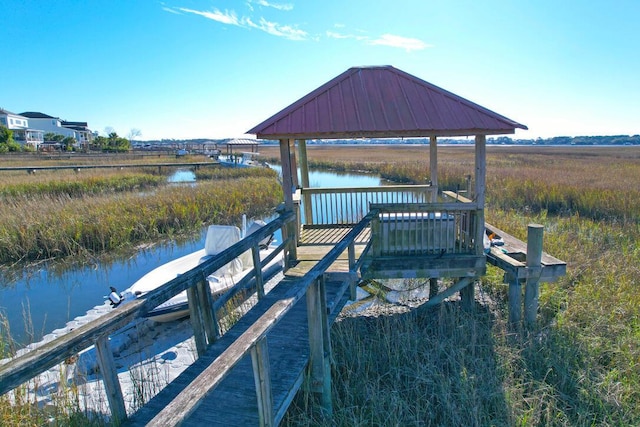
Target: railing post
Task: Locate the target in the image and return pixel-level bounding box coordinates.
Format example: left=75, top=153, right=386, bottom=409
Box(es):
left=95, top=335, right=127, bottom=425
left=187, top=284, right=208, bottom=357
left=252, top=244, right=265, bottom=299
left=525, top=224, right=544, bottom=328
left=306, top=276, right=333, bottom=418
left=348, top=242, right=357, bottom=300
left=251, top=337, right=274, bottom=427
left=197, top=275, right=220, bottom=343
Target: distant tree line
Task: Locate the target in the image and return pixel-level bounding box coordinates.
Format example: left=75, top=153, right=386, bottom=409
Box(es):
left=134, top=134, right=640, bottom=147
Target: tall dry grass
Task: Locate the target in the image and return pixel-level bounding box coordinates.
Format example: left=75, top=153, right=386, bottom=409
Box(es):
left=280, top=145, right=640, bottom=426
left=0, top=166, right=282, bottom=263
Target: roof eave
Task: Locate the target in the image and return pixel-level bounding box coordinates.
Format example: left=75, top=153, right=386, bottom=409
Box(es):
left=253, top=127, right=522, bottom=140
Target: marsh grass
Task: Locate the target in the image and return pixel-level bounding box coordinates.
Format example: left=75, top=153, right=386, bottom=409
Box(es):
left=0, top=169, right=282, bottom=263
left=278, top=145, right=640, bottom=426
left=2, top=147, right=639, bottom=425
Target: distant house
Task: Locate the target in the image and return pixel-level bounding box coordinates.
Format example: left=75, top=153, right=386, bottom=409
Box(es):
left=20, top=111, right=94, bottom=149
left=0, top=108, right=44, bottom=149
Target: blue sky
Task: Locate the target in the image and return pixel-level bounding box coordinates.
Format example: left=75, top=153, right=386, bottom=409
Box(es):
left=1, top=0, right=638, bottom=140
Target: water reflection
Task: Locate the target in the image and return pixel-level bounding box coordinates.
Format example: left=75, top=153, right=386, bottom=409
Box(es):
left=167, top=169, right=196, bottom=183
left=0, top=234, right=205, bottom=345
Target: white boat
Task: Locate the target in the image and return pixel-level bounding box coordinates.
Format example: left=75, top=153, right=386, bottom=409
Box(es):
left=123, top=220, right=283, bottom=322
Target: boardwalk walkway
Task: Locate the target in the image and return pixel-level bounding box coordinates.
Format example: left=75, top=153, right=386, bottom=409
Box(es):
left=126, top=229, right=362, bottom=425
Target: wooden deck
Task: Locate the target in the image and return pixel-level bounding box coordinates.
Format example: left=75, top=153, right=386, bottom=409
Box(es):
left=126, top=263, right=354, bottom=426
left=485, top=223, right=566, bottom=282
left=288, top=225, right=371, bottom=276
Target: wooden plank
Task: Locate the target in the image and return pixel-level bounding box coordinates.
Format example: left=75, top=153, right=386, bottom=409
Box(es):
left=361, top=255, right=486, bottom=280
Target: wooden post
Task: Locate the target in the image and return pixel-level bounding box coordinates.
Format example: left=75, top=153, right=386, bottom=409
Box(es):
left=197, top=276, right=219, bottom=343
left=460, top=279, right=475, bottom=310
left=507, top=273, right=522, bottom=327
left=251, top=337, right=274, bottom=427
left=429, top=136, right=438, bottom=203
left=429, top=278, right=438, bottom=299
left=187, top=285, right=207, bottom=357
left=95, top=336, right=127, bottom=425
left=470, top=134, right=486, bottom=306
left=306, top=276, right=332, bottom=417
left=252, top=245, right=265, bottom=299
left=348, top=242, right=357, bottom=300
left=279, top=139, right=298, bottom=262
left=524, top=224, right=544, bottom=327
left=298, top=139, right=313, bottom=225
left=474, top=134, right=486, bottom=257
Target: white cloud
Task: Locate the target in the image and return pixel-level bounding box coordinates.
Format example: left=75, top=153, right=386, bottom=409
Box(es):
left=368, top=34, right=431, bottom=52
left=161, top=6, right=181, bottom=15
left=177, top=8, right=240, bottom=26
left=171, top=6, right=305, bottom=40
left=251, top=17, right=307, bottom=40
left=255, top=0, right=294, bottom=11
left=326, top=30, right=367, bottom=42
left=166, top=6, right=426, bottom=48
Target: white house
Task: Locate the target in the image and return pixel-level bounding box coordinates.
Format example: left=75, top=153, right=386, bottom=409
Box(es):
left=19, top=111, right=93, bottom=149
left=0, top=108, right=44, bottom=149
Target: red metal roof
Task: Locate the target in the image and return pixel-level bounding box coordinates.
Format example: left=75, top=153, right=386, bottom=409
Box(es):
left=248, top=66, right=527, bottom=139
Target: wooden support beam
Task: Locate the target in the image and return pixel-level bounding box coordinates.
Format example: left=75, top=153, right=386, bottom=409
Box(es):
left=429, top=136, right=438, bottom=202
left=460, top=279, right=475, bottom=310
left=252, top=245, right=265, bottom=299
left=279, top=139, right=298, bottom=262
left=187, top=285, right=208, bottom=357
left=525, top=224, right=544, bottom=327
left=95, top=336, right=127, bottom=425
left=197, top=276, right=219, bottom=343
left=306, top=276, right=333, bottom=417
left=298, top=139, right=313, bottom=225
left=348, top=241, right=357, bottom=300
left=507, top=273, right=522, bottom=327
left=474, top=135, right=486, bottom=257
left=429, top=278, right=438, bottom=299
left=420, top=277, right=475, bottom=310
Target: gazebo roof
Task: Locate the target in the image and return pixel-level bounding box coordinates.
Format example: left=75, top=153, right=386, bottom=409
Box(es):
left=248, top=65, right=527, bottom=140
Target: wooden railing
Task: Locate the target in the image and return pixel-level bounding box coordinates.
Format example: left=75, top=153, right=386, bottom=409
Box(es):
left=369, top=202, right=480, bottom=257
left=300, top=184, right=436, bottom=226
left=0, top=211, right=296, bottom=424
left=140, top=211, right=377, bottom=426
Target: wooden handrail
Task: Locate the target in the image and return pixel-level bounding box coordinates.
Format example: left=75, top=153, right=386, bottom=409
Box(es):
left=143, top=210, right=378, bottom=426
left=0, top=211, right=295, bottom=397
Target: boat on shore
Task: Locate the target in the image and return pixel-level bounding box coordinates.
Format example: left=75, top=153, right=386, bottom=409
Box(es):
left=121, top=220, right=283, bottom=322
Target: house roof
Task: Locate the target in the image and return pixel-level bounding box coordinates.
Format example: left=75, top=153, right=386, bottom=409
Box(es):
left=20, top=112, right=58, bottom=119
left=248, top=65, right=527, bottom=140
left=0, top=108, right=22, bottom=116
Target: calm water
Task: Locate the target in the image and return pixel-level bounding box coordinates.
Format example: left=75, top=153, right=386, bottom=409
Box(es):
left=0, top=168, right=381, bottom=344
